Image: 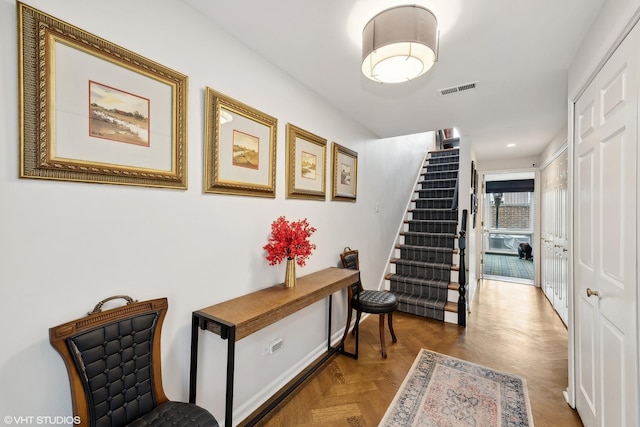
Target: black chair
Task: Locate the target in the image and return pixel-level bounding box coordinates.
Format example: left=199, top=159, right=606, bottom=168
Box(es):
left=340, top=248, right=398, bottom=358
left=49, top=295, right=219, bottom=427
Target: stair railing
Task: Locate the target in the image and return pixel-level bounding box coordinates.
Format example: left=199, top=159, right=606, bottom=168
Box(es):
left=458, top=209, right=468, bottom=326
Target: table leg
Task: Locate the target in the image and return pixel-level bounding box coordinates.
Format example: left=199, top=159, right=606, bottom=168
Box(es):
left=189, top=314, right=199, bottom=403
left=225, top=327, right=236, bottom=427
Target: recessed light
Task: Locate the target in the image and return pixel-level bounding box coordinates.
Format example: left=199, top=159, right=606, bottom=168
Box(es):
left=506, top=143, right=516, bottom=147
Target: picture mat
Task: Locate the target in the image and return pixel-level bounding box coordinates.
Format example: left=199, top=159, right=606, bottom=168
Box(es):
left=217, top=107, right=271, bottom=186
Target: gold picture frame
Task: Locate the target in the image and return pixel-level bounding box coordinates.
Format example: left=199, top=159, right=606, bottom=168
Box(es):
left=204, top=88, right=277, bottom=197
left=285, top=124, right=326, bottom=200
left=18, top=3, right=188, bottom=189
left=331, top=142, right=358, bottom=202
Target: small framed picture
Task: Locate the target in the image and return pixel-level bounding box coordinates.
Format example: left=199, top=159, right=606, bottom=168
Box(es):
left=331, top=142, right=357, bottom=201
left=203, top=88, right=277, bottom=197
left=285, top=124, right=326, bottom=200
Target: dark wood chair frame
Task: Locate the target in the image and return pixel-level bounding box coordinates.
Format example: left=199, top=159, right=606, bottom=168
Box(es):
left=49, top=295, right=218, bottom=427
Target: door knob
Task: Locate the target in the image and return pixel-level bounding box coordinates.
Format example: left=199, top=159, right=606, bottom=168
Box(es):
left=586, top=288, right=600, bottom=297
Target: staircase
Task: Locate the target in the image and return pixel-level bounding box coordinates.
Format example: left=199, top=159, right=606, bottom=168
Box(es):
left=386, top=148, right=460, bottom=323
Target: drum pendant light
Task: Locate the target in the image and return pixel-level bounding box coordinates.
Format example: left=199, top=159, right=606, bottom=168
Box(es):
left=362, top=5, right=438, bottom=83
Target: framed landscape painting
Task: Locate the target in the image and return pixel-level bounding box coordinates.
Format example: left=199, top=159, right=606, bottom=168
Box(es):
left=331, top=142, right=357, bottom=201
left=203, top=88, right=277, bottom=197
left=285, top=124, right=326, bottom=200
left=18, top=3, right=188, bottom=188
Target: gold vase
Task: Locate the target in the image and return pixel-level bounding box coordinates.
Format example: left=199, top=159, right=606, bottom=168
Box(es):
left=284, top=257, right=296, bottom=288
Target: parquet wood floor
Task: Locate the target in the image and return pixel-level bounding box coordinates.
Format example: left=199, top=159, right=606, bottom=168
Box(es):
left=252, top=279, right=582, bottom=426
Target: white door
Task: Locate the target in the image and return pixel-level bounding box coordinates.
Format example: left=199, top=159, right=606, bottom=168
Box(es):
left=541, top=150, right=569, bottom=325
left=574, top=24, right=638, bottom=427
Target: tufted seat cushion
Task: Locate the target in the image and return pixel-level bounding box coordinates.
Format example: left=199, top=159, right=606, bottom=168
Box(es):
left=352, top=290, right=398, bottom=314
left=127, top=401, right=218, bottom=426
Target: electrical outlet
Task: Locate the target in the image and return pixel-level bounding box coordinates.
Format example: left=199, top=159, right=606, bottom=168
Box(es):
left=264, top=337, right=284, bottom=355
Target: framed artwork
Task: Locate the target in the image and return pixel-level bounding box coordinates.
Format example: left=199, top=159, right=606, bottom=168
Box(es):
left=18, top=3, right=188, bottom=189
left=286, top=124, right=326, bottom=200
left=471, top=161, right=476, bottom=191
left=331, top=142, right=357, bottom=201
left=203, top=88, right=277, bottom=197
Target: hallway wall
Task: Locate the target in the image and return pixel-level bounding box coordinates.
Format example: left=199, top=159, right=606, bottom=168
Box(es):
left=0, top=1, right=431, bottom=422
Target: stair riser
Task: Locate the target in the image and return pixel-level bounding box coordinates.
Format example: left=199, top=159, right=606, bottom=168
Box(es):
left=417, top=189, right=456, bottom=199
left=410, top=210, right=458, bottom=221
left=429, top=153, right=459, bottom=162
left=397, top=303, right=445, bottom=321
left=421, top=179, right=457, bottom=189
left=408, top=221, right=457, bottom=234
left=422, top=171, right=458, bottom=181
left=398, top=248, right=453, bottom=264
left=425, top=163, right=459, bottom=172
left=402, top=234, right=455, bottom=248
left=394, top=264, right=452, bottom=281
left=390, top=281, right=449, bottom=299
left=414, top=199, right=453, bottom=209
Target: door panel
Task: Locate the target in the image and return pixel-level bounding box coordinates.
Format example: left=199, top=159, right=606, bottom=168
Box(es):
left=600, top=318, right=623, bottom=427
left=577, top=296, right=596, bottom=415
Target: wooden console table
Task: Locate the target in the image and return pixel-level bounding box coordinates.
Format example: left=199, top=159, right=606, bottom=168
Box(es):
left=189, top=267, right=359, bottom=427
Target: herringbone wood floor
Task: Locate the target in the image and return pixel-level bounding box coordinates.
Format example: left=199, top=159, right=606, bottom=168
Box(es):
left=251, top=279, right=582, bottom=426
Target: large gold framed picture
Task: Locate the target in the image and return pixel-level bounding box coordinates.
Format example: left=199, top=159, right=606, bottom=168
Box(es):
left=204, top=88, right=277, bottom=197
left=18, top=3, right=188, bottom=189
left=331, top=142, right=357, bottom=202
left=286, top=124, right=326, bottom=200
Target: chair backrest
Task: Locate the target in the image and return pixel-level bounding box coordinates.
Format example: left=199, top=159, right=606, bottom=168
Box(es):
left=340, top=248, right=359, bottom=270
left=340, top=248, right=363, bottom=296
left=49, top=296, right=169, bottom=427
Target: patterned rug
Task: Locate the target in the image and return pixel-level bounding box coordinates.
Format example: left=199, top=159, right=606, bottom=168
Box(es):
left=379, top=349, right=534, bottom=427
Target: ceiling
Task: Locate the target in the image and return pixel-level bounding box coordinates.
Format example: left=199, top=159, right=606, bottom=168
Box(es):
left=182, top=0, right=604, bottom=161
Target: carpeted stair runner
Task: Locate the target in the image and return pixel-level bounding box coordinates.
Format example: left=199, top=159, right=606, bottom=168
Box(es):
left=388, top=148, right=459, bottom=321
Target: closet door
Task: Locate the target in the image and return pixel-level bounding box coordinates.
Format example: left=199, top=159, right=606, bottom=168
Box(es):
left=574, top=23, right=638, bottom=427
left=541, top=149, right=568, bottom=325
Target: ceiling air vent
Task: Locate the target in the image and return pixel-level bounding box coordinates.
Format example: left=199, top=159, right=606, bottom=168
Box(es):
left=438, top=81, right=479, bottom=96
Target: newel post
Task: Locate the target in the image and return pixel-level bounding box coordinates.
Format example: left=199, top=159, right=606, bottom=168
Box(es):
left=458, top=209, right=468, bottom=326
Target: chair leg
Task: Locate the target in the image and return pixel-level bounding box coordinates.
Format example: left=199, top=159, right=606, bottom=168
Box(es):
left=340, top=308, right=353, bottom=345
left=379, top=314, right=387, bottom=358
left=388, top=311, right=397, bottom=343
left=352, top=310, right=362, bottom=336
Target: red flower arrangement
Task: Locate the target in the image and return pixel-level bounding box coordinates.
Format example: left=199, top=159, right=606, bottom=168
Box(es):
left=263, top=216, right=317, bottom=267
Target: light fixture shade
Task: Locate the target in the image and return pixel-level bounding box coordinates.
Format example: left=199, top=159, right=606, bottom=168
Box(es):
left=362, top=5, right=438, bottom=83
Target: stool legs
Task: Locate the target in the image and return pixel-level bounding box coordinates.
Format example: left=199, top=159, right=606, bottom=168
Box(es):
left=379, top=314, right=387, bottom=358
left=379, top=312, right=398, bottom=358
left=388, top=311, right=397, bottom=343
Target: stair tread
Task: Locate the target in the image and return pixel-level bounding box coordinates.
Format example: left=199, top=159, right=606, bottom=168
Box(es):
left=444, top=302, right=458, bottom=312
left=386, top=273, right=450, bottom=287
left=395, top=243, right=455, bottom=252
left=400, top=230, right=457, bottom=237
left=391, top=258, right=456, bottom=269
left=404, top=219, right=458, bottom=223
left=409, top=208, right=458, bottom=212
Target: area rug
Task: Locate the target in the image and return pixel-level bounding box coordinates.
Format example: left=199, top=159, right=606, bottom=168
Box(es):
left=484, top=254, right=534, bottom=280
left=379, top=349, right=534, bottom=427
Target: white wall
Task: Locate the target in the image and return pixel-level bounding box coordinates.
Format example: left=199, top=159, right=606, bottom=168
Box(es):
left=0, top=1, right=430, bottom=424
left=568, top=0, right=640, bottom=100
